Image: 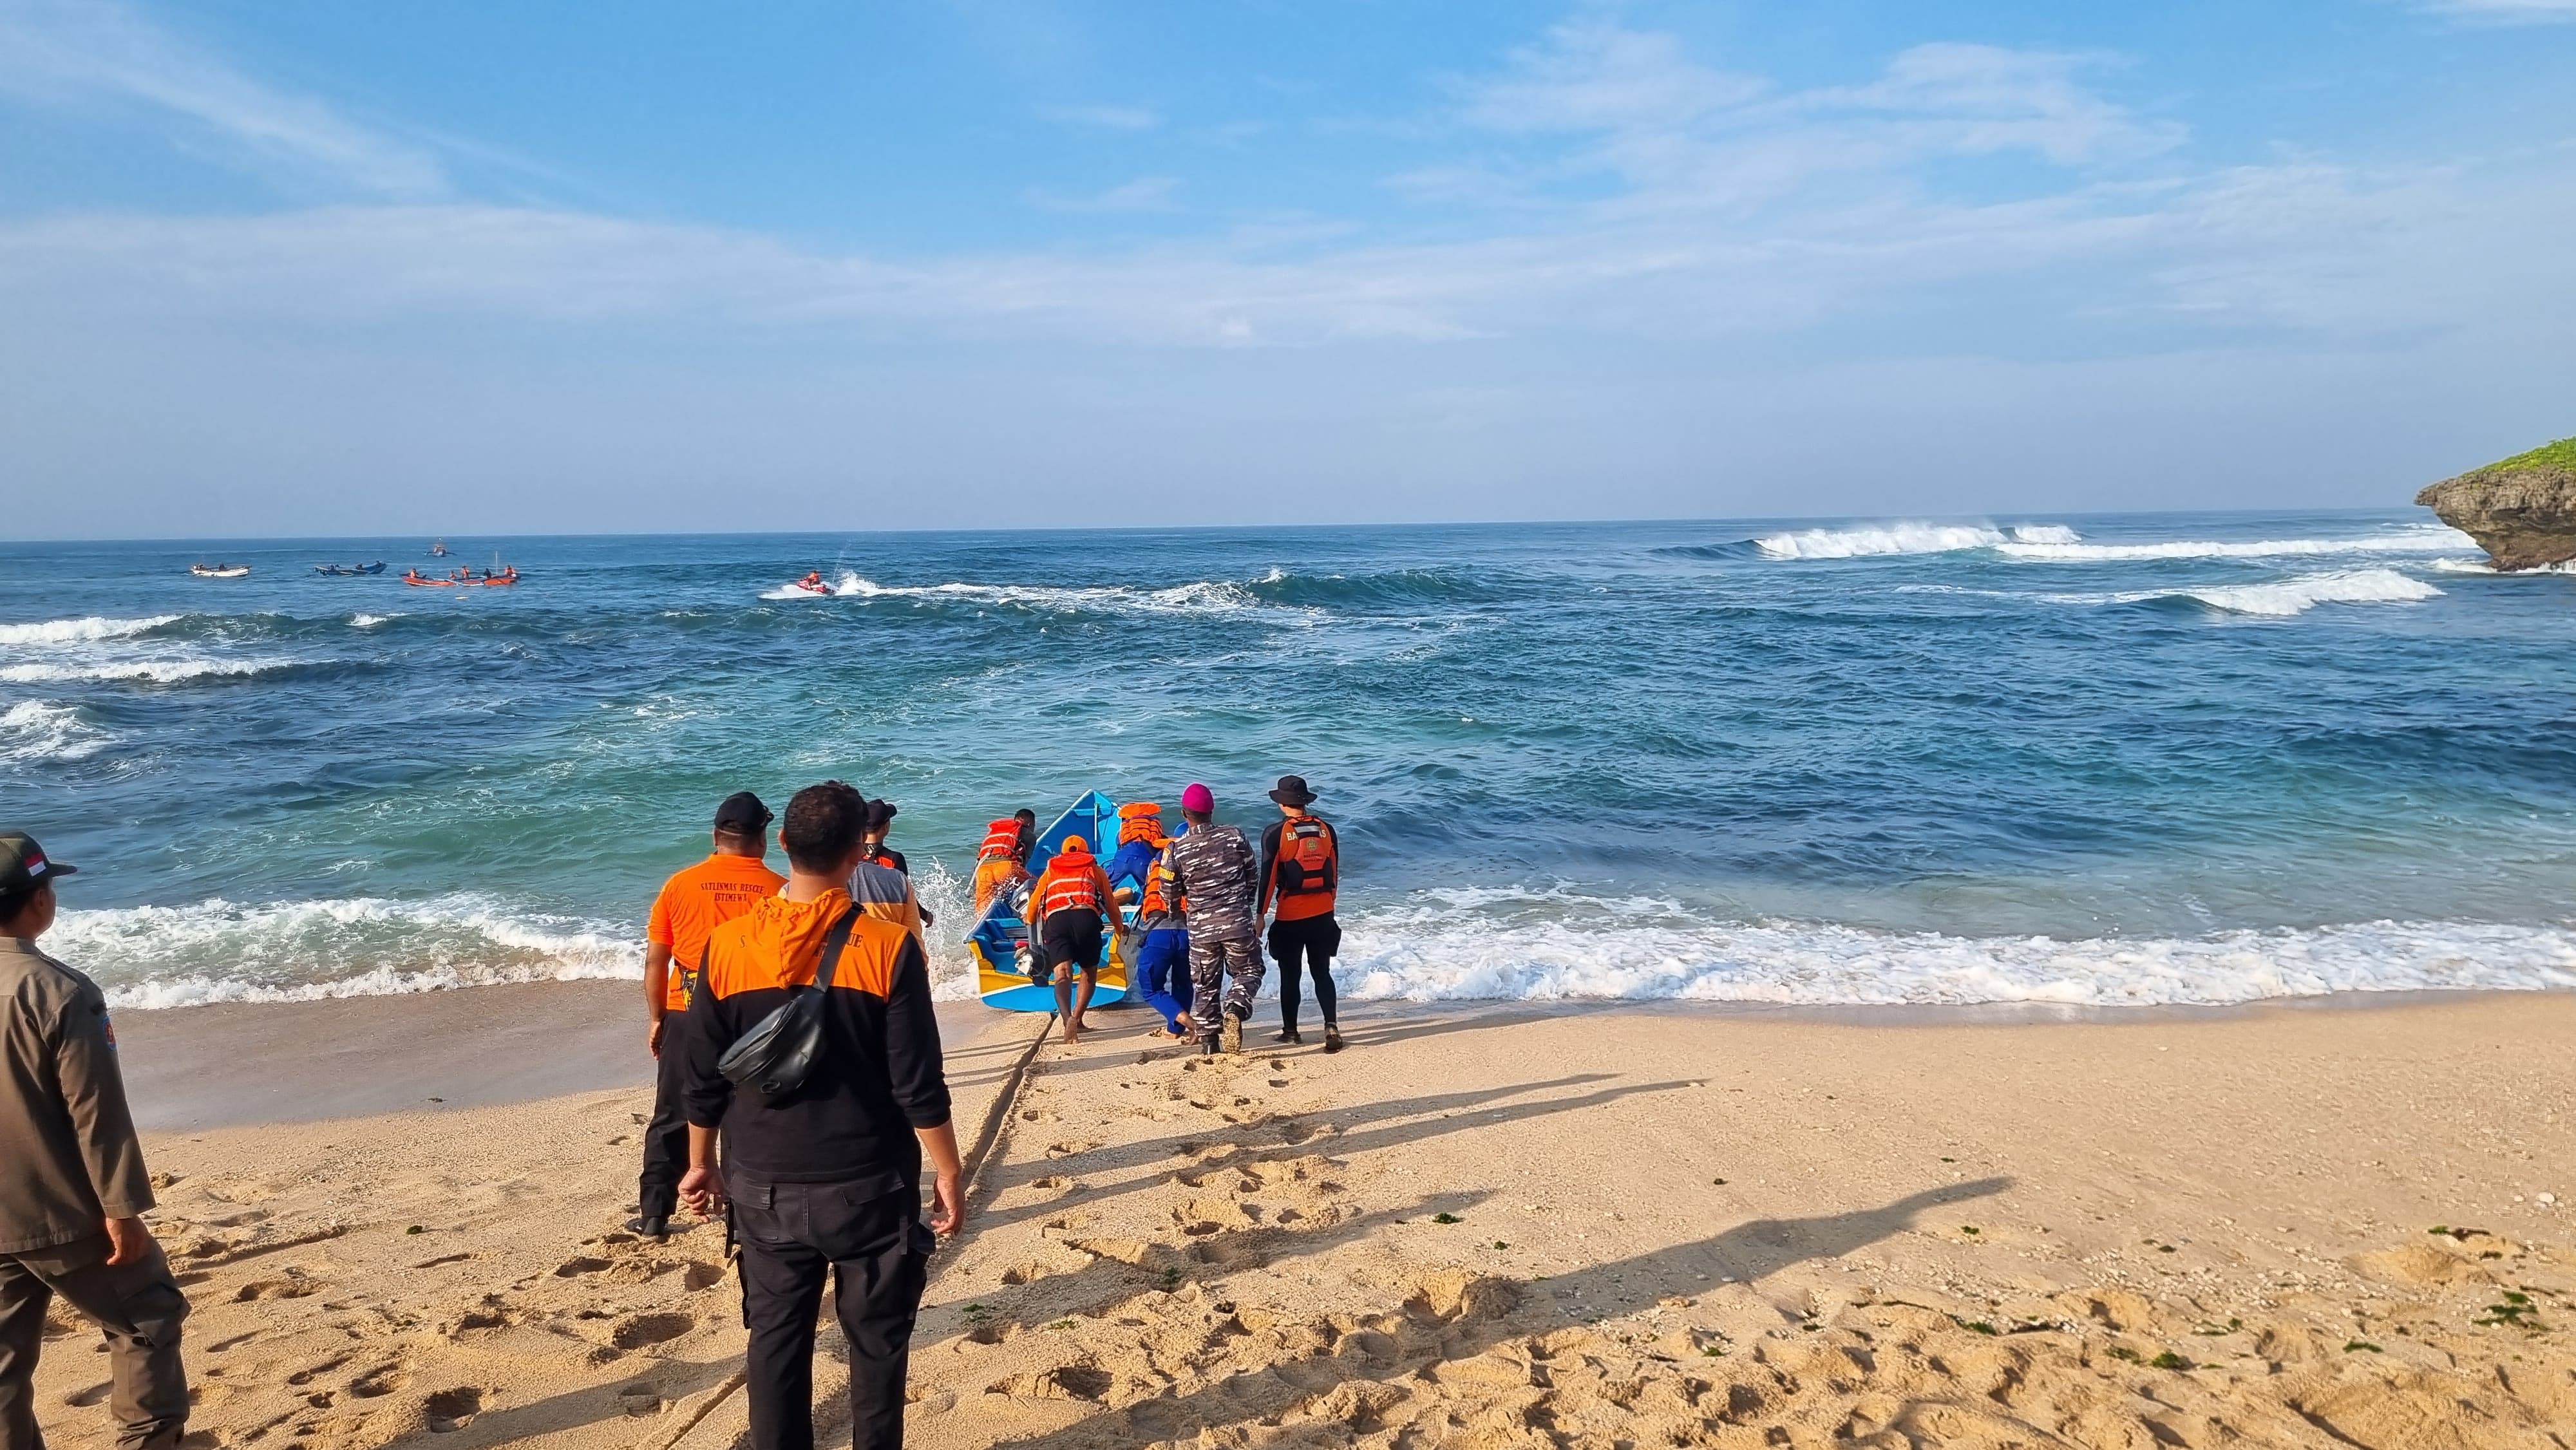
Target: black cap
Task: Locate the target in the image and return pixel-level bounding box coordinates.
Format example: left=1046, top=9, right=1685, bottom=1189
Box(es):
left=1267, top=775, right=1318, bottom=806
left=713, top=792, right=773, bottom=833
left=866, top=799, right=898, bottom=832
left=0, top=832, right=77, bottom=895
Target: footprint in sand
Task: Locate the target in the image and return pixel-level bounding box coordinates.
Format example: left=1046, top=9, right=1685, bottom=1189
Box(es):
left=422, top=1386, right=484, bottom=1433
left=348, top=1361, right=410, bottom=1399
left=553, top=1256, right=612, bottom=1277
left=618, top=1383, right=666, bottom=1417
left=611, top=1312, right=696, bottom=1350
left=284, top=1353, right=355, bottom=1386
left=63, top=1380, right=111, bottom=1408
left=683, top=1261, right=727, bottom=1291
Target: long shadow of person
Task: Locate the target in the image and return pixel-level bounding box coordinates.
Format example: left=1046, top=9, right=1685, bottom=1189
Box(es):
left=949, top=1176, right=2014, bottom=1449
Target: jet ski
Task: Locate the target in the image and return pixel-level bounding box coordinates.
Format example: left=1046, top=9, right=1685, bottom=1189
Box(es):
left=189, top=563, right=251, bottom=579
left=790, top=572, right=835, bottom=596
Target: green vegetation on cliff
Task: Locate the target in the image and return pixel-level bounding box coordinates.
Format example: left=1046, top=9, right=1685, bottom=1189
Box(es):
left=2485, top=436, right=2576, bottom=474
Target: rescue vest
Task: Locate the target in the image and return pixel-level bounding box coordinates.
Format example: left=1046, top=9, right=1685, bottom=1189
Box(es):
left=978, top=819, right=1023, bottom=862
left=1039, top=850, right=1105, bottom=917
left=1117, top=801, right=1164, bottom=847
left=1273, top=818, right=1338, bottom=897
left=1141, top=844, right=1188, bottom=918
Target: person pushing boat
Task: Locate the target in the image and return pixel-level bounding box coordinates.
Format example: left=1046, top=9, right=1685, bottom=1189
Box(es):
left=1162, top=783, right=1264, bottom=1055
left=971, top=812, right=1035, bottom=916
left=1021, top=834, right=1117, bottom=1043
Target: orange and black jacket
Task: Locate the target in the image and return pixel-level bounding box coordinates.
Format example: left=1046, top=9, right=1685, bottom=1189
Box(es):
left=681, top=889, right=949, bottom=1194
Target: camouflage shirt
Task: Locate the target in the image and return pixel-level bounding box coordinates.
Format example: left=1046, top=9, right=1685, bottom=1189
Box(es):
left=1162, top=822, right=1259, bottom=940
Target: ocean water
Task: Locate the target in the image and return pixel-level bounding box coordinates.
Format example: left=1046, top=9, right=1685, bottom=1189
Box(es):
left=8, top=514, right=2576, bottom=1012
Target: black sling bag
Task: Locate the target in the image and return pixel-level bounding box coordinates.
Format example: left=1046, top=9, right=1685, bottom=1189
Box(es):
left=715, top=906, right=860, bottom=1103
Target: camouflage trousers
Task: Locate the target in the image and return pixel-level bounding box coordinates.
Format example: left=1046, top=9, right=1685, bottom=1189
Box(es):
left=1188, top=935, right=1262, bottom=1042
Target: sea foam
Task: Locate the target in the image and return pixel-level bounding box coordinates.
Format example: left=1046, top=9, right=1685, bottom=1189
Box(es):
left=1333, top=891, right=2576, bottom=1008
left=763, top=571, right=1294, bottom=619
left=1754, top=524, right=2078, bottom=559
left=0, top=701, right=109, bottom=764
left=0, top=614, right=181, bottom=646
left=2045, top=568, right=2443, bottom=617
left=1998, top=526, right=2473, bottom=562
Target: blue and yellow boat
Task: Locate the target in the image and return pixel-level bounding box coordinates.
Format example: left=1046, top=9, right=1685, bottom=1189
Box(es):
left=968, top=791, right=1134, bottom=1012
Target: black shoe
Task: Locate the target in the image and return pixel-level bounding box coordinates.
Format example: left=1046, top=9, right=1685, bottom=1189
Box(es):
left=625, top=1214, right=670, bottom=1239
left=1276, top=1029, right=1303, bottom=1044
left=1323, top=1027, right=1345, bottom=1054
left=1198, top=1037, right=1217, bottom=1057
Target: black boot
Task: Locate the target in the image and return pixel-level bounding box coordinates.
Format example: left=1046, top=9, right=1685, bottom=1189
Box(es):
left=625, top=1214, right=670, bottom=1239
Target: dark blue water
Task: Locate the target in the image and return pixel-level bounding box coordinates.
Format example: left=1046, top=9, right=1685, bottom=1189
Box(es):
left=7, top=513, right=2574, bottom=1008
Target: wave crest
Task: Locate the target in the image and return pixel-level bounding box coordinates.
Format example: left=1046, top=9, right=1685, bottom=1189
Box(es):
left=2042, top=568, right=2441, bottom=617
left=0, top=614, right=181, bottom=646
left=1999, top=526, right=2472, bottom=562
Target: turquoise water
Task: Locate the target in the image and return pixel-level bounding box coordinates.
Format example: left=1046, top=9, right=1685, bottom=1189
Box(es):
left=7, top=513, right=2575, bottom=1009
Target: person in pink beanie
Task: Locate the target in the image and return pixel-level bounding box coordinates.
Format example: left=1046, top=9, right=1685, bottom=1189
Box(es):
left=1158, top=783, right=1265, bottom=1053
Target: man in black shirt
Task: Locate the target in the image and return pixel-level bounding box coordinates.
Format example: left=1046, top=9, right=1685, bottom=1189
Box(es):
left=681, top=782, right=960, bottom=1450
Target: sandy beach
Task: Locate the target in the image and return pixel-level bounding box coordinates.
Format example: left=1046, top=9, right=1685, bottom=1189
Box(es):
left=32, top=991, right=2576, bottom=1450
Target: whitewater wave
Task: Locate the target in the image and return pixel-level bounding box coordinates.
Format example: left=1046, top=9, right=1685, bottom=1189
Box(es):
left=56, top=895, right=638, bottom=1009
left=0, top=656, right=305, bottom=684
left=2045, top=568, right=2441, bottom=617
left=0, top=614, right=181, bottom=646
left=1332, top=890, right=2576, bottom=1007
left=2430, top=557, right=2576, bottom=575
left=1753, top=523, right=2078, bottom=560
left=1998, top=525, right=2472, bottom=563
left=0, top=701, right=110, bottom=764
left=762, top=570, right=1293, bottom=619
left=348, top=612, right=397, bottom=628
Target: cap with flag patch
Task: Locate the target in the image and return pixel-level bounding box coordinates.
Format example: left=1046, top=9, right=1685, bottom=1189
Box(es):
left=0, top=831, right=77, bottom=896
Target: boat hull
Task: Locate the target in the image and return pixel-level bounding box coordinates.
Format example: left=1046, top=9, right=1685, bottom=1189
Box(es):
left=969, top=791, right=1132, bottom=1013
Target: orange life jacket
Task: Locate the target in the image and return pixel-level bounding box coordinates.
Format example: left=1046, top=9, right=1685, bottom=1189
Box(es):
left=1141, top=843, right=1188, bottom=918
left=978, top=819, right=1023, bottom=862
left=1117, top=801, right=1164, bottom=847
left=1039, top=849, right=1104, bottom=917
left=1273, top=818, right=1338, bottom=898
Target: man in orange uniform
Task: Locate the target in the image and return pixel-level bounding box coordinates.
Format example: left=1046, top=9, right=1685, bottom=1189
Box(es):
left=679, top=782, right=959, bottom=1450
left=633, top=792, right=782, bottom=1238
left=1258, top=775, right=1345, bottom=1052
left=1022, top=835, right=1117, bottom=1044
left=971, top=811, right=1036, bottom=916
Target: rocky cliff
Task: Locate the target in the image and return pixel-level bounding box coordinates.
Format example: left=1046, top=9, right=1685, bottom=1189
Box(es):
left=2417, top=437, right=2576, bottom=570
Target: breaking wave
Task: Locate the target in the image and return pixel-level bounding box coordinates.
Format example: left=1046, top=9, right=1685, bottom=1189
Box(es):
left=0, top=701, right=110, bottom=764
left=761, top=570, right=1291, bottom=619
left=1753, top=523, right=2079, bottom=560
left=1998, top=526, right=2472, bottom=562
left=0, top=614, right=181, bottom=646
left=56, top=896, right=639, bottom=1009
left=2045, top=568, right=2443, bottom=617
left=1334, top=889, right=2576, bottom=1007
left=0, top=656, right=307, bottom=684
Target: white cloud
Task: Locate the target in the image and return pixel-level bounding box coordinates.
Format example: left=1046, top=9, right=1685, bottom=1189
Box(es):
left=0, top=0, right=446, bottom=196
left=1038, top=102, right=1161, bottom=130
left=1027, top=174, right=1181, bottom=214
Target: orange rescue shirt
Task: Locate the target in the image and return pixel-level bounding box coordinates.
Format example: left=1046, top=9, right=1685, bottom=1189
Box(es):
left=647, top=852, right=785, bottom=1010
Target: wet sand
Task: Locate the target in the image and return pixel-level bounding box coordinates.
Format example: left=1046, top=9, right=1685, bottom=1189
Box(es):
left=33, top=990, right=2576, bottom=1449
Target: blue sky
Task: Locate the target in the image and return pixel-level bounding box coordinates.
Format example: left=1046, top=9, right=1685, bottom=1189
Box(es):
left=3, top=0, right=2572, bottom=538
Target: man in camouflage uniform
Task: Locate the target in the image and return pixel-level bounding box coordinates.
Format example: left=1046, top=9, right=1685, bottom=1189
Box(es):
left=1159, top=784, right=1263, bottom=1055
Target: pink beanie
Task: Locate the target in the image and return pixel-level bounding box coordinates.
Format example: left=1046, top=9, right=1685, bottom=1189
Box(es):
left=1180, top=782, right=1214, bottom=814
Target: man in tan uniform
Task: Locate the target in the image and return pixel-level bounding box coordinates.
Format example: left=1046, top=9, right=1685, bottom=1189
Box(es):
left=0, top=832, right=190, bottom=1450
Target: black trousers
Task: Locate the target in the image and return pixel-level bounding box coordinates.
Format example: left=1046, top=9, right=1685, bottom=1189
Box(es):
left=1268, top=914, right=1341, bottom=1031
left=0, top=1233, right=191, bottom=1450
left=638, top=1008, right=691, bottom=1219
left=732, top=1175, right=932, bottom=1450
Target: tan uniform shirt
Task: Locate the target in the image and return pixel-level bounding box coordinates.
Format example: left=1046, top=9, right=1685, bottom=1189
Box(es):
left=0, top=936, right=155, bottom=1254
